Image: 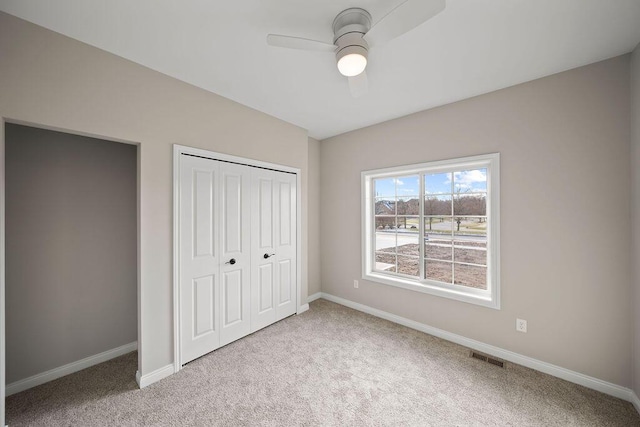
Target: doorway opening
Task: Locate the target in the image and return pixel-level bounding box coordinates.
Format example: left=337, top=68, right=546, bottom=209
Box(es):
left=2, top=122, right=140, bottom=423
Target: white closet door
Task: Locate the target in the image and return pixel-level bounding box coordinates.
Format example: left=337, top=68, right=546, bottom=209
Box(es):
left=275, top=172, right=297, bottom=320
left=250, top=169, right=297, bottom=331
left=180, top=155, right=220, bottom=364
left=219, top=162, right=251, bottom=347
left=180, top=151, right=296, bottom=365
left=250, top=169, right=278, bottom=331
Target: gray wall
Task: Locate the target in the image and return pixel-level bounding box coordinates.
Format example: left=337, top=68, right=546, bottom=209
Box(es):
left=321, top=55, right=632, bottom=387
left=632, top=43, right=640, bottom=397
left=0, top=11, right=310, bottom=381
left=5, top=124, right=137, bottom=383
left=308, top=137, right=321, bottom=297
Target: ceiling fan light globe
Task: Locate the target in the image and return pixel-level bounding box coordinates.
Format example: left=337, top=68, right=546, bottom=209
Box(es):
left=336, top=44, right=368, bottom=77
left=337, top=53, right=367, bottom=77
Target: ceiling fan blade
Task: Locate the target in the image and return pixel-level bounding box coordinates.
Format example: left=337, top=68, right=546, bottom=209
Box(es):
left=267, top=34, right=336, bottom=52
left=348, top=71, right=368, bottom=98
left=363, top=0, right=445, bottom=47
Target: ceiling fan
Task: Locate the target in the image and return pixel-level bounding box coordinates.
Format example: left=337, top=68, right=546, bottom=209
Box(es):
left=267, top=0, right=446, bottom=98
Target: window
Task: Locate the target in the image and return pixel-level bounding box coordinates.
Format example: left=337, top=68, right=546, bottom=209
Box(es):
left=362, top=153, right=500, bottom=309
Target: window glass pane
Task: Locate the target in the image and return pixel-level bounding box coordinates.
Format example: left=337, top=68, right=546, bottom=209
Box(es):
left=375, top=252, right=396, bottom=273
left=424, top=195, right=452, bottom=216
left=453, top=168, right=487, bottom=192
left=425, top=260, right=453, bottom=284
left=375, top=198, right=395, bottom=215
left=397, top=215, right=419, bottom=231
left=453, top=216, right=487, bottom=238
left=396, top=231, right=419, bottom=257
left=374, top=178, right=396, bottom=197
left=454, top=241, right=487, bottom=266
left=397, top=198, right=419, bottom=215
left=397, top=255, right=419, bottom=277
left=425, top=172, right=452, bottom=195
left=395, top=175, right=420, bottom=197
left=453, top=194, right=486, bottom=216
left=454, top=263, right=487, bottom=290
left=375, top=216, right=396, bottom=230
left=375, top=227, right=397, bottom=253
left=425, top=239, right=452, bottom=262
left=424, top=216, right=453, bottom=237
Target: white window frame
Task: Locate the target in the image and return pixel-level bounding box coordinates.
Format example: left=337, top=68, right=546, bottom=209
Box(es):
left=361, top=153, right=500, bottom=309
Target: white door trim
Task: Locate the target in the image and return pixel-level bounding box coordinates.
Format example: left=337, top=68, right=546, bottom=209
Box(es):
left=172, top=144, right=303, bottom=373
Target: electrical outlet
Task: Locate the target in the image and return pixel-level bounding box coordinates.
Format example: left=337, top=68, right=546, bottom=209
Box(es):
left=516, top=318, right=527, bottom=333
left=353, top=280, right=359, bottom=289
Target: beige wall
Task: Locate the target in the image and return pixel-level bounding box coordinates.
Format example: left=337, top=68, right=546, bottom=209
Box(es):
left=0, top=4, right=636, bottom=404
left=5, top=124, right=137, bottom=384
left=0, top=11, right=309, bottom=378
left=632, top=43, right=640, bottom=396
left=321, top=55, right=632, bottom=387
left=307, top=137, right=321, bottom=297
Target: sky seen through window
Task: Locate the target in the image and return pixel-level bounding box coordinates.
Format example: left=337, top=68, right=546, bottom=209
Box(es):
left=374, top=168, right=487, bottom=198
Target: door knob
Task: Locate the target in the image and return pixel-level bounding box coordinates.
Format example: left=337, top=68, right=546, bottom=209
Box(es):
left=264, top=253, right=275, bottom=259
left=225, top=258, right=236, bottom=265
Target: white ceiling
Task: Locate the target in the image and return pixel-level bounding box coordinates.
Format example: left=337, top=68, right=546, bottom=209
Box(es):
left=1, top=0, right=640, bottom=140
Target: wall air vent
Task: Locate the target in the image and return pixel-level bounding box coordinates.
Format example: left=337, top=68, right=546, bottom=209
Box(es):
left=469, top=350, right=505, bottom=368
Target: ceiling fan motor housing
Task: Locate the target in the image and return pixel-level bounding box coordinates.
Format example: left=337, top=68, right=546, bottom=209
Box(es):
left=332, top=8, right=372, bottom=39
left=333, top=8, right=371, bottom=76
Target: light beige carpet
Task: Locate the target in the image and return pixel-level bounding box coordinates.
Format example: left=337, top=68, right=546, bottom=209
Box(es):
left=6, top=299, right=640, bottom=426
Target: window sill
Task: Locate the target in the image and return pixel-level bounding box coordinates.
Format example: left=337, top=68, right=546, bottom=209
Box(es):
left=363, top=272, right=500, bottom=309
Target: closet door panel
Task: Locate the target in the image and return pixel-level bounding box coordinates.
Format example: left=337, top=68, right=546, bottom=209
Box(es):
left=180, top=155, right=220, bottom=364
left=275, top=174, right=297, bottom=320
left=278, top=260, right=292, bottom=305
left=219, top=163, right=251, bottom=346
left=222, top=269, right=244, bottom=326
left=259, top=264, right=274, bottom=312
left=251, top=169, right=297, bottom=330
left=193, top=275, right=215, bottom=337
left=250, top=169, right=278, bottom=331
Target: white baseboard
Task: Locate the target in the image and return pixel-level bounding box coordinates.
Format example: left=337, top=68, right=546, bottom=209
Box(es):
left=320, top=292, right=637, bottom=405
left=135, top=364, right=174, bottom=389
left=297, top=303, right=309, bottom=315
left=631, top=391, right=640, bottom=415
left=6, top=341, right=137, bottom=396
left=307, top=292, right=321, bottom=303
